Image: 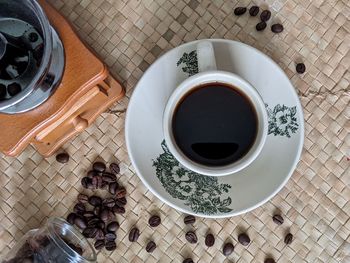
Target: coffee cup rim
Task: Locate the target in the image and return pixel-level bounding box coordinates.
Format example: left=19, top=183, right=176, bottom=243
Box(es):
left=163, top=70, right=268, bottom=176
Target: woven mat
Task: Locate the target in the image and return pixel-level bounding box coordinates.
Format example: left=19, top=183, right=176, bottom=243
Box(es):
left=0, top=0, right=349, bottom=262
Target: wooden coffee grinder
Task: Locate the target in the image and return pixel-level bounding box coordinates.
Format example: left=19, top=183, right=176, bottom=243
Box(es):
left=0, top=0, right=124, bottom=157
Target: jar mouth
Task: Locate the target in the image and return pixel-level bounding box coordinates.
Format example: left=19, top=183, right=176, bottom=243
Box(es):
left=47, top=217, right=97, bottom=262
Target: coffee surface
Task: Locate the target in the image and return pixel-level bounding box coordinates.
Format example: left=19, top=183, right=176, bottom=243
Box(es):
left=172, top=83, right=258, bottom=166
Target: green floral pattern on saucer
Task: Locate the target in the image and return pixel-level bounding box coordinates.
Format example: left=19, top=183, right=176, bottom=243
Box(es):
left=177, top=51, right=198, bottom=76
left=266, top=104, right=298, bottom=138
left=152, top=140, right=233, bottom=215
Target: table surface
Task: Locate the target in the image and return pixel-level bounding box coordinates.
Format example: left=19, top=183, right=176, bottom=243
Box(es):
left=0, top=0, right=349, bottom=262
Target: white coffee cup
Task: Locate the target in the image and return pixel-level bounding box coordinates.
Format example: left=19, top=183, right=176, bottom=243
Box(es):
left=163, top=41, right=268, bottom=176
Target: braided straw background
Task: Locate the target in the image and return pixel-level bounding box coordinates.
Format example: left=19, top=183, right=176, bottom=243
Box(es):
left=0, top=0, right=349, bottom=262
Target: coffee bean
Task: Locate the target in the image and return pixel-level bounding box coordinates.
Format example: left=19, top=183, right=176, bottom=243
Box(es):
left=93, top=162, right=106, bottom=172
left=94, top=206, right=101, bottom=216
left=183, top=259, right=194, bottom=263
left=94, top=240, right=105, bottom=250
left=238, top=233, right=250, bottom=246
left=264, top=258, right=276, bottom=263
left=83, top=211, right=95, bottom=220
left=223, top=242, right=234, bottom=256
left=77, top=194, right=89, bottom=204
left=107, top=221, right=120, bottom=232
left=73, top=203, right=86, bottom=214
left=260, top=10, right=271, bottom=21
left=146, top=241, right=156, bottom=253
left=102, top=172, right=117, bottom=183
left=82, top=227, right=97, bottom=238
left=112, top=205, right=125, bottom=214
left=284, top=233, right=293, bottom=245
left=81, top=177, right=92, bottom=189
left=110, top=163, right=120, bottom=174
left=109, top=182, right=119, bottom=195
left=92, top=175, right=103, bottom=189
left=296, top=63, right=306, bottom=74
left=87, top=170, right=98, bottom=178
left=234, top=7, right=247, bottom=16
left=101, top=181, right=109, bottom=190
left=56, top=153, right=69, bottom=163
left=7, top=83, right=22, bottom=96
left=105, top=232, right=117, bottom=241
left=95, top=228, right=105, bottom=240
left=149, top=215, right=161, bottom=227
left=184, top=215, right=196, bottom=225
left=105, top=241, right=116, bottom=251
left=249, top=6, right=259, bottom=16
left=100, top=208, right=114, bottom=222
left=66, top=213, right=76, bottom=225
left=205, top=233, right=215, bottom=247
left=89, top=196, right=102, bottom=207
left=115, top=187, right=127, bottom=198
left=271, top=23, right=284, bottom=33
left=129, top=227, right=140, bottom=242
left=87, top=217, right=100, bottom=227
left=67, top=242, right=83, bottom=255
left=256, top=21, right=267, bottom=31
left=74, top=216, right=87, bottom=230
left=103, top=198, right=115, bottom=208
left=272, top=214, right=284, bottom=225
left=185, top=231, right=197, bottom=244
left=115, top=197, right=127, bottom=207
left=97, top=221, right=105, bottom=230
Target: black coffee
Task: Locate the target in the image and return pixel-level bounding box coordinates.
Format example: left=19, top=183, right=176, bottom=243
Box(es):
left=172, top=83, right=258, bottom=166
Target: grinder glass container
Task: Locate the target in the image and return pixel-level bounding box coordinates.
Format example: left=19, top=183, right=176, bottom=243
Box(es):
left=0, top=0, right=64, bottom=114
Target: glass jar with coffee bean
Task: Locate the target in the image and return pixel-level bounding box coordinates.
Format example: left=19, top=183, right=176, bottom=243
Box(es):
left=3, top=217, right=96, bottom=263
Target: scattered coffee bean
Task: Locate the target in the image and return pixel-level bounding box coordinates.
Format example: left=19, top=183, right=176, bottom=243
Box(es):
left=97, top=221, right=105, bottom=230
left=105, top=232, right=117, bottom=241
left=83, top=211, right=95, bottom=219
left=69, top=242, right=83, bottom=255
left=223, top=242, right=234, bottom=256
left=93, top=162, right=106, bottom=172
left=256, top=21, right=267, bottom=31
left=271, top=23, right=284, bottom=33
left=56, top=153, right=69, bottom=163
left=146, top=241, right=156, bottom=253
left=66, top=213, right=76, bottom=225
left=260, top=10, right=271, bottom=21
left=100, top=208, right=114, bottom=222
left=92, top=175, right=103, bottom=189
left=110, top=163, right=120, bottom=174
left=77, top=194, right=89, bottom=204
left=74, top=216, right=87, bottom=230
left=184, top=215, right=196, bottom=225
left=129, top=227, right=140, bottom=242
left=115, top=187, right=127, bottom=198
left=109, top=182, right=119, bottom=195
left=284, top=233, right=293, bottom=245
left=94, top=206, right=101, bottom=216
left=87, top=170, right=98, bottom=178
left=73, top=203, right=85, bottom=214
left=234, top=7, right=247, bottom=16
left=249, top=6, right=259, bottom=16
left=103, top=198, right=115, bottom=208
left=87, top=217, right=100, bottom=227
left=107, top=221, right=120, bottom=232
left=205, top=233, right=215, bottom=247
left=105, top=241, right=117, bottom=251
left=101, top=181, right=109, bottom=190
left=89, top=196, right=102, bottom=207
left=115, top=197, right=127, bottom=207
left=296, top=63, right=306, bottom=74
left=113, top=205, right=125, bottom=214
left=238, top=233, right=250, bottom=246
left=81, top=177, right=92, bottom=189
left=183, top=259, right=194, bottom=263
left=7, top=83, right=22, bottom=96
left=272, top=214, right=284, bottom=225
left=94, top=240, right=105, bottom=250
left=185, top=231, right=198, bottom=244
left=265, top=258, right=276, bottom=263
left=82, top=227, right=98, bottom=238
left=95, top=228, right=105, bottom=240
left=102, top=172, right=117, bottom=183
left=149, top=215, right=161, bottom=227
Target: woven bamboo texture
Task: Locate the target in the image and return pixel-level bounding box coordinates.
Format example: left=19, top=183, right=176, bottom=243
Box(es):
left=0, top=0, right=349, bottom=262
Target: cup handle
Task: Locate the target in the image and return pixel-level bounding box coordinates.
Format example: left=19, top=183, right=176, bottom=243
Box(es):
left=197, top=41, right=217, bottom=72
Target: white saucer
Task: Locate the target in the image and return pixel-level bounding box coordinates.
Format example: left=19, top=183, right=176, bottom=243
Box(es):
left=125, top=39, right=304, bottom=218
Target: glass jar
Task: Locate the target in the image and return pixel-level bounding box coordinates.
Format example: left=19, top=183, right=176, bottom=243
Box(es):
left=3, top=217, right=96, bottom=263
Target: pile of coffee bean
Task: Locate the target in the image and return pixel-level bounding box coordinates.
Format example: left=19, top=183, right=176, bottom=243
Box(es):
left=66, top=161, right=125, bottom=252
left=234, top=5, right=283, bottom=34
